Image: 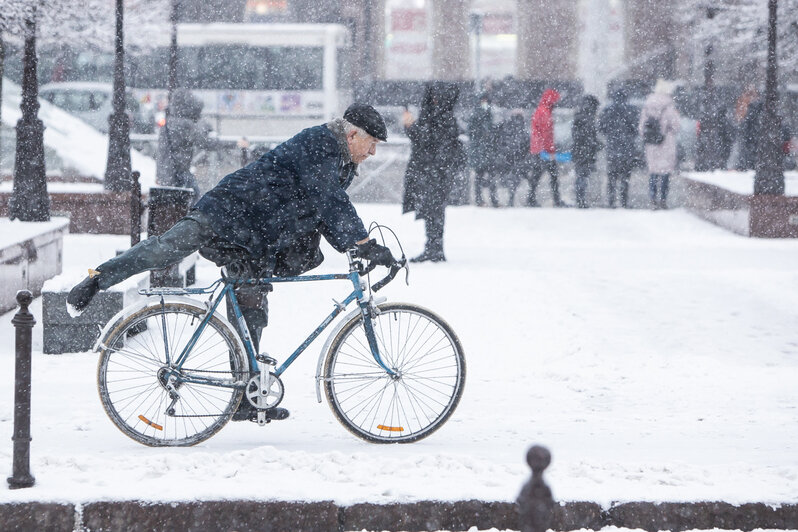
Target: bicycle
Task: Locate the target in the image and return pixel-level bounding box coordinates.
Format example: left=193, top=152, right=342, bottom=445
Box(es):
left=93, top=234, right=466, bottom=446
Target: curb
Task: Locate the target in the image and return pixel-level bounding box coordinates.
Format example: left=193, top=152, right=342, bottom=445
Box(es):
left=1, top=500, right=797, bottom=531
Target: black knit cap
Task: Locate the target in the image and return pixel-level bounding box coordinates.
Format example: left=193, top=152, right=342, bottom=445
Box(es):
left=343, top=103, right=388, bottom=141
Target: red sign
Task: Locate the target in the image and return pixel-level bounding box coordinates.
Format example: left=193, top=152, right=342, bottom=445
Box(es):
left=391, top=9, right=426, bottom=32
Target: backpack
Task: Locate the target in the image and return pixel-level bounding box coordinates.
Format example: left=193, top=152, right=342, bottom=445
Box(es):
left=643, top=110, right=665, bottom=145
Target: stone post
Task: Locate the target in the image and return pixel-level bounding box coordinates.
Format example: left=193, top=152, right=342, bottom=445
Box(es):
left=8, top=291, right=35, bottom=489
left=516, top=445, right=554, bottom=532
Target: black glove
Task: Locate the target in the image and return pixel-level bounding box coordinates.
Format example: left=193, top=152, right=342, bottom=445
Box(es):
left=355, top=239, right=394, bottom=267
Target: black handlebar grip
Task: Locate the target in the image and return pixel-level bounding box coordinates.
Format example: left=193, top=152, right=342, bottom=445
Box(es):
left=371, top=263, right=402, bottom=292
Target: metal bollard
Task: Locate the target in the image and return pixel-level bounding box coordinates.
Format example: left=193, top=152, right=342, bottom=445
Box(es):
left=516, top=445, right=553, bottom=532
left=130, top=170, right=142, bottom=247
left=8, top=290, right=35, bottom=489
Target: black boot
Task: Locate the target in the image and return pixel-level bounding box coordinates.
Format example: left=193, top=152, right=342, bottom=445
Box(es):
left=66, top=272, right=101, bottom=314
left=410, top=249, right=446, bottom=263
left=232, top=401, right=290, bottom=422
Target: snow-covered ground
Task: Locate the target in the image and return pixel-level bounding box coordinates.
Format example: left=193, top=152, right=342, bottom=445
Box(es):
left=1, top=203, right=797, bottom=508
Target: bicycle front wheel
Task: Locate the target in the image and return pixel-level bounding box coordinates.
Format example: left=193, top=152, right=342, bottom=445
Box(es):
left=323, top=303, right=466, bottom=443
left=97, top=301, right=247, bottom=446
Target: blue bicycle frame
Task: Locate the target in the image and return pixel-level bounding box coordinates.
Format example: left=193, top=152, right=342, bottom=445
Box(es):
left=153, top=266, right=398, bottom=387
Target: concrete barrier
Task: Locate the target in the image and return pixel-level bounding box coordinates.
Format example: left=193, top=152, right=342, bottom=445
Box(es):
left=41, top=271, right=149, bottom=354
left=0, top=218, right=69, bottom=314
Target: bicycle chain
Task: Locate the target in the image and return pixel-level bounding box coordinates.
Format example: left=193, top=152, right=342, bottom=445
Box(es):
left=163, top=368, right=252, bottom=417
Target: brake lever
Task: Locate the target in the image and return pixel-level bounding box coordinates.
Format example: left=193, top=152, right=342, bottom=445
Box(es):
left=401, top=256, right=410, bottom=286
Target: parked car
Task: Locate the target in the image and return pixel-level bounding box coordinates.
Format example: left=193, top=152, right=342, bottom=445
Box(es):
left=39, top=82, right=155, bottom=134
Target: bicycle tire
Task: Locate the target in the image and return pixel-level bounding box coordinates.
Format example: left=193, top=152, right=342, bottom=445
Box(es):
left=97, top=301, right=247, bottom=447
left=323, top=303, right=466, bottom=443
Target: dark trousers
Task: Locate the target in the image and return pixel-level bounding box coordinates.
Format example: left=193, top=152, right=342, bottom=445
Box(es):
left=528, top=154, right=561, bottom=205
left=607, top=167, right=632, bottom=208
left=649, top=173, right=670, bottom=207
left=574, top=163, right=591, bottom=208
left=95, top=211, right=270, bottom=352
left=423, top=213, right=445, bottom=256
left=473, top=168, right=498, bottom=207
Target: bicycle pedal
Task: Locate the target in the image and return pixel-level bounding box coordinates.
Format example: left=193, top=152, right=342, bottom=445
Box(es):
left=256, top=354, right=277, bottom=365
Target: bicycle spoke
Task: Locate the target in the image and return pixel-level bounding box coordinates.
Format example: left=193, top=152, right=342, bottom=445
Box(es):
left=325, top=304, right=465, bottom=443
left=99, top=303, right=245, bottom=446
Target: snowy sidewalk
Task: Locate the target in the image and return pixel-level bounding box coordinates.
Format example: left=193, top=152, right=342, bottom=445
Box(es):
left=1, top=205, right=797, bottom=522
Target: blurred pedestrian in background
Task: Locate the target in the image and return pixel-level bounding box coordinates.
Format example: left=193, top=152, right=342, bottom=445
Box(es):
left=696, top=104, right=735, bottom=171
left=570, top=94, right=602, bottom=209
left=528, top=88, right=565, bottom=207
left=467, top=93, right=499, bottom=207
left=402, top=82, right=465, bottom=263
left=599, top=87, right=639, bottom=208
left=713, top=107, right=735, bottom=170
left=735, top=99, right=763, bottom=171
left=496, top=109, right=530, bottom=206
left=156, top=89, right=221, bottom=202
left=639, top=79, right=680, bottom=210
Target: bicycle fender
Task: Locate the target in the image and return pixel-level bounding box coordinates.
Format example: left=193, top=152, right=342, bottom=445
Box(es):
left=93, top=295, right=246, bottom=361
left=314, top=306, right=363, bottom=404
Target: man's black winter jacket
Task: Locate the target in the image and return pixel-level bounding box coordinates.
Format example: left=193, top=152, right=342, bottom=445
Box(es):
left=195, top=124, right=368, bottom=271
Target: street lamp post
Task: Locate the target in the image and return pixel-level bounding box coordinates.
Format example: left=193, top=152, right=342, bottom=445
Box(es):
left=8, top=15, right=49, bottom=222
left=104, top=0, right=132, bottom=192
left=469, top=12, right=483, bottom=92
left=695, top=6, right=720, bottom=171
left=168, top=0, right=179, bottom=104
left=754, top=0, right=784, bottom=195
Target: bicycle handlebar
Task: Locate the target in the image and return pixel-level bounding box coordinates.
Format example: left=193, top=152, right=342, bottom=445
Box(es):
left=346, top=238, right=408, bottom=293
left=370, top=258, right=407, bottom=292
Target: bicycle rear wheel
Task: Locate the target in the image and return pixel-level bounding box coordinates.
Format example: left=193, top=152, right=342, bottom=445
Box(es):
left=97, top=301, right=247, bottom=446
left=323, top=303, right=465, bottom=443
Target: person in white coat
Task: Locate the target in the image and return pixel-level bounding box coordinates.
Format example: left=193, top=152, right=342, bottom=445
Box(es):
left=639, top=79, right=681, bottom=209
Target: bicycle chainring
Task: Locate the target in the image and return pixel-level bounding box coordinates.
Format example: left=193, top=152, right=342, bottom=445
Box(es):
left=246, top=373, right=284, bottom=409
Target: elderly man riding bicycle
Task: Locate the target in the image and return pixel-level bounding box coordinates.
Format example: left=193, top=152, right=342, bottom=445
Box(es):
left=68, top=103, right=394, bottom=422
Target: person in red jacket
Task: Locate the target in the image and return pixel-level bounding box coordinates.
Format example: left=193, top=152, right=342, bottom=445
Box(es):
left=528, top=88, right=565, bottom=207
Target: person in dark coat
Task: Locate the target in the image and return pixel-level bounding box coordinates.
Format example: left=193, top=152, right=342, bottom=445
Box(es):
left=714, top=107, right=735, bottom=170
left=571, top=94, right=602, bottom=208
left=598, top=88, right=639, bottom=208
left=467, top=93, right=498, bottom=207
left=735, top=100, right=763, bottom=171
left=402, top=82, right=464, bottom=263
left=496, top=109, right=530, bottom=206
left=67, top=103, right=394, bottom=420
left=695, top=103, right=735, bottom=171
left=155, top=89, right=221, bottom=201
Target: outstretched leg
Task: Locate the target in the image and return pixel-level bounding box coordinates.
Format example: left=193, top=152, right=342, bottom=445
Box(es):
left=67, top=211, right=216, bottom=312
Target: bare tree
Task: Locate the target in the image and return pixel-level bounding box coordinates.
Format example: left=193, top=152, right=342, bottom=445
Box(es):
left=676, top=0, right=798, bottom=84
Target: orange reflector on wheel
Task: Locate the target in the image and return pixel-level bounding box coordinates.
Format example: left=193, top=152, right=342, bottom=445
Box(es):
left=138, top=415, right=163, bottom=431
left=377, top=424, right=404, bottom=432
